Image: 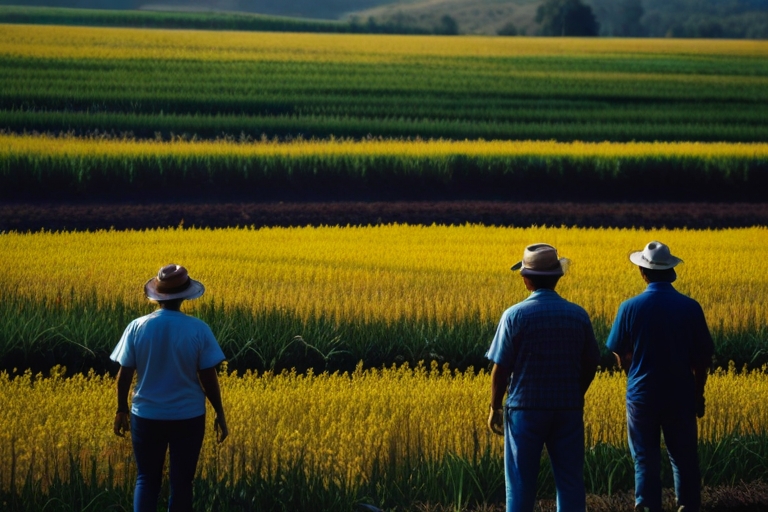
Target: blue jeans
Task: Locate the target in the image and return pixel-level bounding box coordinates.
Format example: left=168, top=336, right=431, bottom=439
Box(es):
left=627, top=401, right=700, bottom=512
left=504, top=409, right=586, bottom=512
left=131, top=414, right=206, bottom=512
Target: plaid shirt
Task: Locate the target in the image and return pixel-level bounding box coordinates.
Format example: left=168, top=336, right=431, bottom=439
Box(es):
left=486, top=289, right=600, bottom=410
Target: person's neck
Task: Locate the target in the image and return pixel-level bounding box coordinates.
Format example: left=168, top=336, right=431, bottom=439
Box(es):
left=158, top=300, right=183, bottom=312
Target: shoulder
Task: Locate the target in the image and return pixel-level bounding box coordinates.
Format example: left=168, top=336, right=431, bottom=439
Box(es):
left=176, top=313, right=215, bottom=332
left=125, top=311, right=158, bottom=330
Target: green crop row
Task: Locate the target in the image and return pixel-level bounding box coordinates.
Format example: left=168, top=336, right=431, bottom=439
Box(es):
left=1, top=146, right=766, bottom=201
left=4, top=109, right=767, bottom=144
left=1, top=53, right=766, bottom=142
left=0, top=293, right=764, bottom=377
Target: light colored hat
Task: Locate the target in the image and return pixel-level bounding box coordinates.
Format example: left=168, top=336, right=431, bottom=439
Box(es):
left=144, top=264, right=205, bottom=301
left=511, top=243, right=570, bottom=276
left=629, top=241, right=683, bottom=270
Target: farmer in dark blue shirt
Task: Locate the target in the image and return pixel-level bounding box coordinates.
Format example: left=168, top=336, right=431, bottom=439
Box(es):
left=487, top=243, right=600, bottom=512
left=607, top=241, right=714, bottom=512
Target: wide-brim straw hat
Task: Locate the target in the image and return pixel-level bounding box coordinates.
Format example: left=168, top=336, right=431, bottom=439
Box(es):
left=629, top=241, right=683, bottom=270
left=144, top=264, right=205, bottom=301
left=511, top=243, right=570, bottom=276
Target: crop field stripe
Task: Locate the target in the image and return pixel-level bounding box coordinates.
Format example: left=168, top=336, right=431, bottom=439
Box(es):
left=1, top=365, right=767, bottom=502
left=1, top=225, right=765, bottom=371
left=2, top=134, right=767, bottom=159
left=1, top=25, right=766, bottom=142
left=3, top=24, right=767, bottom=60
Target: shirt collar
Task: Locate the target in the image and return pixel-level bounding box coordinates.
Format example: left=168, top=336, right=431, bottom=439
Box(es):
left=645, top=282, right=675, bottom=292
left=529, top=288, right=560, bottom=298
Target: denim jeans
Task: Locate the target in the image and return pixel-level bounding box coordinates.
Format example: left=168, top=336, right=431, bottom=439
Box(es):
left=626, top=401, right=700, bottom=512
left=130, top=414, right=206, bottom=512
left=504, top=409, right=586, bottom=512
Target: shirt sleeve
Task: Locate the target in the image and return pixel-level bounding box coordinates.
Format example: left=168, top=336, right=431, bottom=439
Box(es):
left=583, top=314, right=601, bottom=367
left=198, top=322, right=226, bottom=370
left=606, top=301, right=630, bottom=355
left=692, top=302, right=715, bottom=365
left=110, top=321, right=137, bottom=368
left=485, top=307, right=520, bottom=366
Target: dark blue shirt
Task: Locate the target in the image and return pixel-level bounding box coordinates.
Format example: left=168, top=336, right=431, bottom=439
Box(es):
left=486, top=289, right=600, bottom=410
left=606, top=282, right=714, bottom=411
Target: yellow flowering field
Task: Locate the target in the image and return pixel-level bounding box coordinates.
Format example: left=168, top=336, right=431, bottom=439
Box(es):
left=0, top=363, right=765, bottom=493
left=2, top=24, right=766, bottom=63
left=1, top=225, right=765, bottom=330
left=3, top=133, right=767, bottom=160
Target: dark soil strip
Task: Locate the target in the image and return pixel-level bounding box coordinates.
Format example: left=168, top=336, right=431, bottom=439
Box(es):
left=1, top=201, right=767, bottom=232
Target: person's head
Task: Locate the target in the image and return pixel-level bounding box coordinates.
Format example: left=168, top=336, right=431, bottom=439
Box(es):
left=511, top=243, right=570, bottom=290
left=144, top=264, right=205, bottom=306
left=629, top=241, right=682, bottom=283
left=522, top=273, right=561, bottom=291
left=639, top=266, right=677, bottom=283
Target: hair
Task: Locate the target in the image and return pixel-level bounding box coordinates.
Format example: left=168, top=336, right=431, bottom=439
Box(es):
left=157, top=298, right=185, bottom=310
left=640, top=267, right=677, bottom=283
left=525, top=274, right=562, bottom=290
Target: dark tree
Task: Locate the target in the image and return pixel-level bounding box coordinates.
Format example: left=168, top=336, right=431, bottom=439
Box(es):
left=617, top=0, right=646, bottom=36
left=497, top=21, right=519, bottom=36
left=536, top=0, right=600, bottom=36
left=434, top=14, right=459, bottom=35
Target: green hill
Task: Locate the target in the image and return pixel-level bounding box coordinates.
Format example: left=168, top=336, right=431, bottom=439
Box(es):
left=347, top=0, right=768, bottom=37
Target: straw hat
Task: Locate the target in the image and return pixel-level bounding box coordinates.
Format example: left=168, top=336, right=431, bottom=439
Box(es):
left=629, top=241, right=683, bottom=270
left=511, top=243, right=570, bottom=276
left=144, top=264, right=205, bottom=301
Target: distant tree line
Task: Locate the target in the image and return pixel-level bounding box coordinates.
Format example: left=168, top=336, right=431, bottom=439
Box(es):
left=0, top=5, right=459, bottom=35
left=1, top=0, right=765, bottom=38
left=524, top=0, right=767, bottom=38
left=586, top=0, right=768, bottom=38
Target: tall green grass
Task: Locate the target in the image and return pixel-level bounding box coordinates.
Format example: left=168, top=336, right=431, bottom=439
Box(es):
left=0, top=292, right=764, bottom=376
left=1, top=143, right=765, bottom=201
left=1, top=435, right=766, bottom=511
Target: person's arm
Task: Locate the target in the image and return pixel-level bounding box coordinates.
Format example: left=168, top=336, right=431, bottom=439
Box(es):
left=488, top=362, right=512, bottom=435
left=113, top=365, right=135, bottom=437
left=692, top=359, right=709, bottom=418
left=198, top=366, right=229, bottom=443
left=581, top=321, right=600, bottom=395
left=692, top=304, right=715, bottom=418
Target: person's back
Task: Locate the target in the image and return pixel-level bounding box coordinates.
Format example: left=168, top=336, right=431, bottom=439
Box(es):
left=121, top=308, right=222, bottom=419
left=616, top=282, right=711, bottom=412
left=501, top=289, right=595, bottom=410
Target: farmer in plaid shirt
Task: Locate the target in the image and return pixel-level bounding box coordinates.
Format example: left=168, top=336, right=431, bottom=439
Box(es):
left=486, top=243, right=600, bottom=512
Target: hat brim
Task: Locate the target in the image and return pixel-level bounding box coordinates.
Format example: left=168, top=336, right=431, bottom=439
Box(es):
left=629, top=251, right=682, bottom=270
left=144, top=278, right=205, bottom=301
left=511, top=258, right=569, bottom=276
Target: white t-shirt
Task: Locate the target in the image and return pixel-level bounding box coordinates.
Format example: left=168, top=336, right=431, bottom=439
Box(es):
left=110, top=309, right=226, bottom=420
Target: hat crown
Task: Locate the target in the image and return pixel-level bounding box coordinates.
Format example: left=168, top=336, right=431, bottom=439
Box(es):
left=155, top=264, right=191, bottom=294
left=522, top=244, right=560, bottom=271
left=629, top=241, right=682, bottom=270
left=643, top=242, right=671, bottom=265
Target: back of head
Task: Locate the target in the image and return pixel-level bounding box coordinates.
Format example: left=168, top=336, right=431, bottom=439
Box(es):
left=525, top=274, right=562, bottom=290
left=641, top=266, right=677, bottom=283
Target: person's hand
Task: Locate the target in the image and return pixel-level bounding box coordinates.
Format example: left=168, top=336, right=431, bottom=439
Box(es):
left=488, top=407, right=504, bottom=436
left=695, top=394, right=705, bottom=418
left=114, top=412, right=130, bottom=437
left=214, top=414, right=229, bottom=443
